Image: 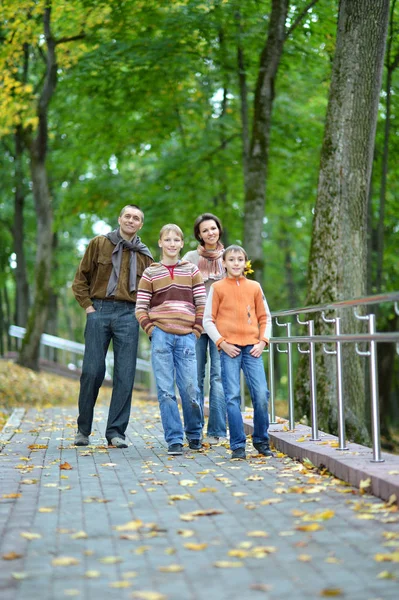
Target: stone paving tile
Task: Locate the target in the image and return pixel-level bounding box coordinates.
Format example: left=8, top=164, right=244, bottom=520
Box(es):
left=0, top=400, right=399, bottom=600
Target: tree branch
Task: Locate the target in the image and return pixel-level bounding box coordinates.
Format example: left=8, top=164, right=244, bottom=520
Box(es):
left=285, top=0, right=319, bottom=39
left=55, top=33, right=86, bottom=46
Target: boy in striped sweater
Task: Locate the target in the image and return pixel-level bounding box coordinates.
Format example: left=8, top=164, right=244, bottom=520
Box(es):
left=136, top=224, right=206, bottom=455
left=203, top=245, right=273, bottom=460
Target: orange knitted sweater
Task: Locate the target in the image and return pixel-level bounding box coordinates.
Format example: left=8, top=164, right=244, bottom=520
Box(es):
left=203, top=276, right=272, bottom=348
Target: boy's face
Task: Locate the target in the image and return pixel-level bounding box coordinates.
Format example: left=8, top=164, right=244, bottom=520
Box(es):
left=158, top=230, right=184, bottom=261
left=223, top=250, right=246, bottom=278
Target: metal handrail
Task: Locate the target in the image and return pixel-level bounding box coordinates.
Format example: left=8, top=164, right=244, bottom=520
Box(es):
left=269, top=292, right=399, bottom=463
left=272, top=291, right=399, bottom=318
left=8, top=325, right=154, bottom=393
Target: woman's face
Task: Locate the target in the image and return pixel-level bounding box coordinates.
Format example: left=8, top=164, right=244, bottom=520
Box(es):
left=199, top=219, right=220, bottom=248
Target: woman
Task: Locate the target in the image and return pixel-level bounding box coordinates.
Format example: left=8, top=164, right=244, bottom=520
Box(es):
left=183, top=213, right=227, bottom=443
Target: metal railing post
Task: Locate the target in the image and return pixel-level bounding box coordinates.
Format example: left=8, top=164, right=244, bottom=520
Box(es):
left=334, top=317, right=348, bottom=451
left=369, top=314, right=383, bottom=463
left=321, top=312, right=348, bottom=451
left=354, top=309, right=384, bottom=463
left=268, top=341, right=277, bottom=424
left=275, top=318, right=295, bottom=430
left=297, top=316, right=319, bottom=441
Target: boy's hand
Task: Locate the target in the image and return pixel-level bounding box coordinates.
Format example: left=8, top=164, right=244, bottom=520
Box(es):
left=250, top=341, right=266, bottom=358
left=220, top=341, right=241, bottom=358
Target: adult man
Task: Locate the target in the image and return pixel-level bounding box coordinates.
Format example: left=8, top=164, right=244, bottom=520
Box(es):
left=72, top=205, right=153, bottom=448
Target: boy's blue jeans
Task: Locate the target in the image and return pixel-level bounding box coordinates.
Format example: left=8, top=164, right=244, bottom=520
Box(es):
left=196, top=333, right=227, bottom=438
left=220, top=345, right=270, bottom=451
left=77, top=299, right=139, bottom=442
left=151, top=327, right=203, bottom=445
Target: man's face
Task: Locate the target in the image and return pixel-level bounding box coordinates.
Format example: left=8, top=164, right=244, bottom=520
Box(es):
left=118, top=207, right=143, bottom=240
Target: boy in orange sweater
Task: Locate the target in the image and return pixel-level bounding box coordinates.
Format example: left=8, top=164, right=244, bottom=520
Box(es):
left=203, top=245, right=273, bottom=460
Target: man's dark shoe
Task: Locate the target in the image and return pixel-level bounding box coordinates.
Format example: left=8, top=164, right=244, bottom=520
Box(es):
left=188, top=439, right=202, bottom=451
left=231, top=447, right=246, bottom=460
left=253, top=442, right=274, bottom=457
left=75, top=431, right=89, bottom=446
left=108, top=437, right=128, bottom=448
left=168, top=443, right=183, bottom=455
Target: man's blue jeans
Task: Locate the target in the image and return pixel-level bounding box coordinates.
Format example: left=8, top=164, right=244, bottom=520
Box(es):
left=196, top=333, right=227, bottom=437
left=220, top=345, right=270, bottom=450
left=151, top=327, right=203, bottom=445
left=77, top=299, right=139, bottom=442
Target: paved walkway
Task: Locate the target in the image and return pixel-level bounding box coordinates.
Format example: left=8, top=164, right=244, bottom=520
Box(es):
left=1, top=398, right=399, bottom=600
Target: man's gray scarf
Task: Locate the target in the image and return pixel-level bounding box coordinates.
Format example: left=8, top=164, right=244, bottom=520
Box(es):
left=105, top=228, right=153, bottom=297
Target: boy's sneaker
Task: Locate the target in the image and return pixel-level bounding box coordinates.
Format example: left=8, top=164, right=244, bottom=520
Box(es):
left=75, top=431, right=89, bottom=446
left=231, top=447, right=246, bottom=460
left=108, top=437, right=128, bottom=448
left=253, top=442, right=274, bottom=457
left=168, top=443, right=183, bottom=455
left=188, top=439, right=202, bottom=450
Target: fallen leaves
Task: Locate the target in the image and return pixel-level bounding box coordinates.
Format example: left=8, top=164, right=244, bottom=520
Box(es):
left=2, top=552, right=23, bottom=560
left=184, top=543, right=208, bottom=551
left=214, top=560, right=244, bottom=568
left=319, top=588, right=343, bottom=597
left=295, top=523, right=324, bottom=532
left=20, top=532, right=42, bottom=540
left=60, top=462, right=73, bottom=470
left=180, top=509, right=223, bottom=521
left=158, top=564, right=184, bottom=573
left=374, top=552, right=399, bottom=563
left=52, top=556, right=80, bottom=566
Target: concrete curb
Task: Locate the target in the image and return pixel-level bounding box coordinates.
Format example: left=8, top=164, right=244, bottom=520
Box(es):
left=0, top=407, right=26, bottom=450
left=204, top=401, right=399, bottom=502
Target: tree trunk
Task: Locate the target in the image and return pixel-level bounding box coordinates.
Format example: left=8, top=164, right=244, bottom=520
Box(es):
left=296, top=0, right=390, bottom=444
left=13, top=126, right=30, bottom=327
left=376, top=0, right=399, bottom=292
left=243, top=0, right=289, bottom=282
left=17, top=6, right=57, bottom=371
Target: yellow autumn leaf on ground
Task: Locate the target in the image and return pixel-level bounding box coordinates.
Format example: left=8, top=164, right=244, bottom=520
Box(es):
left=377, top=570, right=397, bottom=579
left=246, top=475, right=263, bottom=481
left=214, top=561, right=244, bottom=568
left=99, top=556, right=123, bottom=564
left=228, top=549, right=249, bottom=558
left=298, top=554, right=312, bottom=562
left=52, top=556, right=80, bottom=566
left=302, top=509, right=335, bottom=522
left=296, top=437, right=307, bottom=442
left=100, top=463, right=117, bottom=467
left=260, top=498, right=282, bottom=505
left=325, top=557, right=342, bottom=564
left=169, top=494, right=192, bottom=501
left=60, top=462, right=73, bottom=470
left=158, top=564, right=184, bottom=573
left=177, top=529, right=195, bottom=537
left=179, top=479, right=197, bottom=487
left=115, top=520, right=143, bottom=531
left=28, top=444, right=48, bottom=449
left=247, top=531, right=268, bottom=537
left=198, top=487, right=217, bottom=493
left=2, top=493, right=21, bottom=499
left=85, top=570, right=101, bottom=578
left=121, top=571, right=138, bottom=579
left=21, top=479, right=38, bottom=485
left=20, top=532, right=42, bottom=540
left=232, top=492, right=247, bottom=497
left=359, top=477, right=371, bottom=492
left=296, top=523, right=324, bottom=532
left=71, top=531, right=88, bottom=539
left=109, top=581, right=131, bottom=588
left=374, top=552, right=399, bottom=562
left=184, top=543, right=208, bottom=551
left=132, top=592, right=167, bottom=600
left=134, top=546, right=150, bottom=555
left=320, top=589, right=343, bottom=597
left=2, top=552, right=23, bottom=560
left=38, top=507, right=55, bottom=513
left=12, top=572, right=28, bottom=580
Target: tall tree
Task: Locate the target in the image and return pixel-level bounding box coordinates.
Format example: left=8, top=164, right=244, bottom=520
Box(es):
left=296, top=0, right=390, bottom=442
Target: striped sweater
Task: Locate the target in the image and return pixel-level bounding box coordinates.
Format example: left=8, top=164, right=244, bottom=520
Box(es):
left=135, top=260, right=206, bottom=338
left=203, top=276, right=272, bottom=348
